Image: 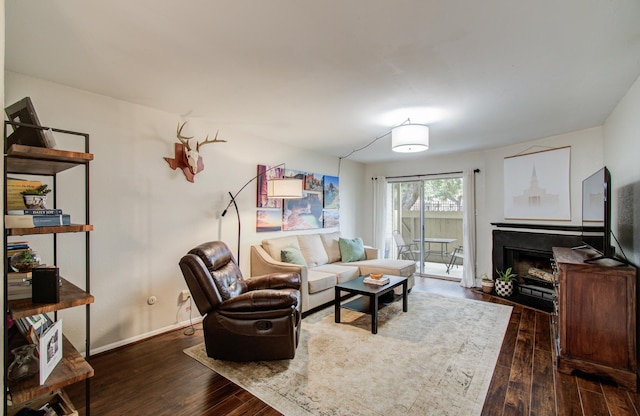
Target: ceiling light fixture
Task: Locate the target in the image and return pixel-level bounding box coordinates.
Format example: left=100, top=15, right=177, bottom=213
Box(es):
left=391, top=123, right=429, bottom=153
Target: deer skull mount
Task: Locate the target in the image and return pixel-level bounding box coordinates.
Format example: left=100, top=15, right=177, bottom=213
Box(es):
left=164, top=121, right=226, bottom=183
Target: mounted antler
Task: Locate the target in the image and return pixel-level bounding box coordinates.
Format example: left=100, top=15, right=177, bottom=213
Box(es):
left=196, top=130, right=227, bottom=151
left=165, top=121, right=227, bottom=182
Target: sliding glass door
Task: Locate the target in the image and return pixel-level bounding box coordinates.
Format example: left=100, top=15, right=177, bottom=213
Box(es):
left=389, top=175, right=464, bottom=278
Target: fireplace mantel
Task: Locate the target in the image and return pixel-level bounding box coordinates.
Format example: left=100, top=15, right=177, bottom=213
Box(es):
left=491, top=222, right=600, bottom=233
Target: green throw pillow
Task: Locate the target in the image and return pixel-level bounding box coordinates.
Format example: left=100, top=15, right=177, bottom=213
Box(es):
left=281, top=247, right=307, bottom=266
left=339, top=237, right=366, bottom=262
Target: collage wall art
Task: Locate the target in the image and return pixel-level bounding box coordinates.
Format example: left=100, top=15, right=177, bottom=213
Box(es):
left=256, top=164, right=339, bottom=232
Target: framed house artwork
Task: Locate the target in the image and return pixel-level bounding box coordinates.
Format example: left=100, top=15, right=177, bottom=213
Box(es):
left=503, top=146, right=571, bottom=220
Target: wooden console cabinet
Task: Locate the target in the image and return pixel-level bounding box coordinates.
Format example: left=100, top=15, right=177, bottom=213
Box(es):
left=552, top=247, right=637, bottom=391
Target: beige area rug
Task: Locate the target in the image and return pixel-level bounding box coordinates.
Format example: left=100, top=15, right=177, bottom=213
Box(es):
left=184, top=291, right=512, bottom=416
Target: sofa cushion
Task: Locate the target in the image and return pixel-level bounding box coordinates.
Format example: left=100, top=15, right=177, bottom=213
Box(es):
left=281, top=246, right=307, bottom=266
left=339, top=237, right=366, bottom=262
left=320, top=231, right=342, bottom=263
left=262, top=236, right=300, bottom=261
left=313, top=264, right=360, bottom=283
left=297, top=234, right=329, bottom=267
left=347, top=259, right=417, bottom=277
left=307, top=270, right=337, bottom=294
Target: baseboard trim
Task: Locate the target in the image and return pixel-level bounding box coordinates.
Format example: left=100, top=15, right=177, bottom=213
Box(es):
left=90, top=316, right=204, bottom=356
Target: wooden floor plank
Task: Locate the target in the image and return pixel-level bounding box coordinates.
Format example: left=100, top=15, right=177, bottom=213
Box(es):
left=534, top=310, right=552, bottom=353
left=555, top=371, right=583, bottom=416
left=531, top=349, right=556, bottom=416
left=601, top=384, right=639, bottom=416
left=481, top=363, right=510, bottom=416
left=579, top=389, right=609, bottom=416
left=503, top=308, right=535, bottom=416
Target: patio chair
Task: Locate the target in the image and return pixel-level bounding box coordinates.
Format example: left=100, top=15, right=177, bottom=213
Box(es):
left=446, top=245, right=464, bottom=273
left=392, top=230, right=420, bottom=261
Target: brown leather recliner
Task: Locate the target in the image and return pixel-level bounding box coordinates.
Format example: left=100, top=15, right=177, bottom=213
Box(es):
left=179, top=241, right=301, bottom=361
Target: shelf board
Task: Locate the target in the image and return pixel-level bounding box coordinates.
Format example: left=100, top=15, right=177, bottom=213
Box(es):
left=8, top=336, right=94, bottom=405
left=5, top=144, right=93, bottom=175
left=6, top=224, right=94, bottom=236
left=8, top=277, right=94, bottom=319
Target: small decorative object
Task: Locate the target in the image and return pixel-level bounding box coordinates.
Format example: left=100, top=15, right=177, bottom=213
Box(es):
left=10, top=249, right=41, bottom=272
left=32, top=266, right=60, bottom=304
left=494, top=267, right=517, bottom=297
left=164, top=121, right=226, bottom=183
left=369, top=273, right=383, bottom=280
left=481, top=273, right=494, bottom=294
left=7, top=344, right=39, bottom=383
left=21, top=184, right=51, bottom=209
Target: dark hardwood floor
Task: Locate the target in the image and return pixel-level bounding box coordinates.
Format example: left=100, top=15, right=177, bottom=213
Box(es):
left=66, top=277, right=640, bottom=415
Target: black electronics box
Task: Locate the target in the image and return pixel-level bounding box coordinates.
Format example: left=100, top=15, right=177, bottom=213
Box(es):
left=32, top=267, right=60, bottom=303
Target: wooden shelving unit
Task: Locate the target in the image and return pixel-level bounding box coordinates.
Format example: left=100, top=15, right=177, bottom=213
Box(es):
left=4, top=121, right=94, bottom=415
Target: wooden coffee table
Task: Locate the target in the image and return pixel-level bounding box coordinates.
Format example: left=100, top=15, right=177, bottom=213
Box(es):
left=334, top=275, right=408, bottom=334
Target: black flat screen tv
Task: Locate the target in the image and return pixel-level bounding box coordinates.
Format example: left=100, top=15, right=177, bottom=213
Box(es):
left=581, top=166, right=614, bottom=261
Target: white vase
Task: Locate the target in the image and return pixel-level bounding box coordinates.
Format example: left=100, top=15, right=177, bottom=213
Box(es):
left=494, top=280, right=514, bottom=297
left=23, top=195, right=47, bottom=209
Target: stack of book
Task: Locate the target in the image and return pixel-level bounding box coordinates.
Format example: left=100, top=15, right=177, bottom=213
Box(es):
left=5, top=208, right=71, bottom=229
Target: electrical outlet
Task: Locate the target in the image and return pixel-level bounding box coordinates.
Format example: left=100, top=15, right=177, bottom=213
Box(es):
left=180, top=290, right=190, bottom=302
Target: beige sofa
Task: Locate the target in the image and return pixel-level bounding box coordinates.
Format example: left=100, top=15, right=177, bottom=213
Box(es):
left=250, top=231, right=416, bottom=313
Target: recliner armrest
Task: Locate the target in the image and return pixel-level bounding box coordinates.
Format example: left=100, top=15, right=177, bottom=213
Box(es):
left=246, top=272, right=301, bottom=291
left=219, top=289, right=299, bottom=312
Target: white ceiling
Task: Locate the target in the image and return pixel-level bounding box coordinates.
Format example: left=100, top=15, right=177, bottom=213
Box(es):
left=5, top=0, right=640, bottom=163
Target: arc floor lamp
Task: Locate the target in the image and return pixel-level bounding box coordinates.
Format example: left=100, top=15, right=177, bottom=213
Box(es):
left=221, top=163, right=303, bottom=263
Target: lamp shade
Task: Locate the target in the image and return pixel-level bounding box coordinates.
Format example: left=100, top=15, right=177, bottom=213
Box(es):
left=267, top=178, right=303, bottom=198
left=391, top=124, right=429, bottom=153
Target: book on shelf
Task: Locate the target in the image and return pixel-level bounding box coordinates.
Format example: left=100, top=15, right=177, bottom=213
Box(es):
left=5, top=214, right=71, bottom=228
left=363, top=276, right=390, bottom=285
left=8, top=208, right=63, bottom=215
left=6, top=178, right=43, bottom=210
left=7, top=240, right=30, bottom=249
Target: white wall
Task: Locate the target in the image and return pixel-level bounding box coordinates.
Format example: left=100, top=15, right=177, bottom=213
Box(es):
left=364, top=127, right=604, bottom=281
left=4, top=71, right=364, bottom=352
left=604, top=74, right=640, bottom=266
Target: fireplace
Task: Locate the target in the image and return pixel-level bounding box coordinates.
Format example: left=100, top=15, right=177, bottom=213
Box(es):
left=492, top=224, right=584, bottom=311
